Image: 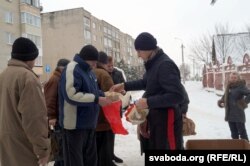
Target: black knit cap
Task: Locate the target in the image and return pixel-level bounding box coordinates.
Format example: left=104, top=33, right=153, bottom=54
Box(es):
left=98, top=51, right=108, bottom=64
left=57, top=58, right=70, bottom=67
left=11, top=37, right=39, bottom=61
left=134, top=32, right=157, bottom=50
left=79, top=45, right=99, bottom=61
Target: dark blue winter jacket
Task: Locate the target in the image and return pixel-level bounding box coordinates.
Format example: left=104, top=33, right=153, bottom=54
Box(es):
left=124, top=49, right=184, bottom=109
left=59, top=54, right=103, bottom=129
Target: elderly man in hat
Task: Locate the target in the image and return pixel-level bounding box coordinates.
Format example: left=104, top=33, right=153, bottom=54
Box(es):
left=44, top=58, right=70, bottom=166
left=111, top=32, right=185, bottom=150
left=0, top=37, right=50, bottom=166
left=58, top=45, right=112, bottom=166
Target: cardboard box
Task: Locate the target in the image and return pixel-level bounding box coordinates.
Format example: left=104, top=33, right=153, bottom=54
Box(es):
left=185, top=139, right=250, bottom=150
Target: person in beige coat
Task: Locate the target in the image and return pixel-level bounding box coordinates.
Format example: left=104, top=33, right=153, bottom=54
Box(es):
left=0, top=37, right=50, bottom=166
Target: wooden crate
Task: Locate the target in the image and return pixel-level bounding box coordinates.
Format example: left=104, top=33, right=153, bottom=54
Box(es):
left=185, top=139, right=250, bottom=150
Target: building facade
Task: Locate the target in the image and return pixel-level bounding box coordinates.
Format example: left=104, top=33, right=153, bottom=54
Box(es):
left=0, top=2, right=142, bottom=80
left=0, top=0, right=43, bottom=74
left=41, top=7, right=142, bottom=81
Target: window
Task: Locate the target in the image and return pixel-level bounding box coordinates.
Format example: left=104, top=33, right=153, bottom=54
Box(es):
left=112, top=31, right=115, bottom=38
left=4, top=32, right=15, bottom=45
left=31, top=0, right=39, bottom=7
left=21, top=0, right=40, bottom=8
left=21, top=12, right=41, bottom=27
left=104, top=26, right=107, bottom=33
left=104, top=37, right=112, bottom=47
left=127, top=38, right=132, bottom=46
left=5, top=11, right=13, bottom=24
left=108, top=29, right=112, bottom=35
left=116, top=32, right=119, bottom=39
left=92, top=22, right=96, bottom=29
left=84, top=29, right=91, bottom=40
left=21, top=0, right=31, bottom=4
left=104, top=37, right=108, bottom=46
left=93, top=34, right=96, bottom=41
left=35, top=56, right=42, bottom=66
left=83, top=17, right=90, bottom=28
left=108, top=39, right=112, bottom=47
left=26, top=33, right=41, bottom=48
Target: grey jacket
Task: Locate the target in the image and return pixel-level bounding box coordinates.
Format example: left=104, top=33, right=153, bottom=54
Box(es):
left=218, top=80, right=250, bottom=123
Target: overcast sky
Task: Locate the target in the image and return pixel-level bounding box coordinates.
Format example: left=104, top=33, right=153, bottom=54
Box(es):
left=40, top=0, right=250, bottom=66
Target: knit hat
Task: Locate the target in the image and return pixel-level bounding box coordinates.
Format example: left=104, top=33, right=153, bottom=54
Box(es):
left=134, top=32, right=157, bottom=50
left=57, top=58, right=70, bottom=67
left=98, top=51, right=108, bottom=64
left=11, top=37, right=39, bottom=61
left=79, top=45, right=99, bottom=61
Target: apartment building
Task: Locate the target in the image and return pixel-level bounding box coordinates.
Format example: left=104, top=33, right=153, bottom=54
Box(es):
left=0, top=0, right=43, bottom=75
left=41, top=7, right=142, bottom=81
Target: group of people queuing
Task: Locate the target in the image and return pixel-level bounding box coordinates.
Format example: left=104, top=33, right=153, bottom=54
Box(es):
left=0, top=31, right=249, bottom=166
left=46, top=46, right=126, bottom=166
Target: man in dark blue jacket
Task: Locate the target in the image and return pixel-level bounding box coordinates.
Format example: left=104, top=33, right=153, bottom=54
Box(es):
left=59, top=45, right=112, bottom=166
left=111, top=32, right=184, bottom=150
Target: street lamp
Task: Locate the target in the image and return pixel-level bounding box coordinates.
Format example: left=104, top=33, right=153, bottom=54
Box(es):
left=175, top=37, right=185, bottom=84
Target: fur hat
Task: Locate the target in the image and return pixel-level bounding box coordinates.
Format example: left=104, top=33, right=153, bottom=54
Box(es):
left=11, top=37, right=39, bottom=61
left=57, top=58, right=70, bottom=67
left=79, top=45, right=99, bottom=61
left=134, top=32, right=157, bottom=50
left=98, top=51, right=108, bottom=64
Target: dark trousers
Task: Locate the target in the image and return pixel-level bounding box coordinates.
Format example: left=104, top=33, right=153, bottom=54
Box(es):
left=147, top=108, right=183, bottom=150
left=139, top=134, right=150, bottom=155
left=228, top=122, right=249, bottom=141
left=96, top=130, right=114, bottom=166
left=63, top=129, right=97, bottom=166
left=50, top=125, right=64, bottom=166
left=111, top=132, right=115, bottom=158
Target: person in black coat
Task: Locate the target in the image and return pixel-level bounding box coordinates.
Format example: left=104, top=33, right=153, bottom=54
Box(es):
left=107, top=56, right=126, bottom=84
left=218, top=72, right=250, bottom=141
left=138, top=84, right=189, bottom=154
left=111, top=32, right=185, bottom=150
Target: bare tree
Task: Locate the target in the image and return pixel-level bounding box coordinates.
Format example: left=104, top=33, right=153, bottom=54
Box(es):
left=234, top=33, right=250, bottom=61
left=189, top=24, right=234, bottom=65
left=213, top=23, right=234, bottom=63
left=189, top=33, right=212, bottom=64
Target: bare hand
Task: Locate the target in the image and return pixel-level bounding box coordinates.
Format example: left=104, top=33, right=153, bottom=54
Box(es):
left=38, top=155, right=49, bottom=166
left=98, top=97, right=112, bottom=106
left=120, top=90, right=127, bottom=95
left=135, top=98, right=148, bottom=110
left=110, top=83, right=124, bottom=93
left=48, top=119, right=57, bottom=127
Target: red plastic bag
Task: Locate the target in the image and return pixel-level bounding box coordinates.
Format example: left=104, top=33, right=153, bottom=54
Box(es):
left=102, top=100, right=128, bottom=135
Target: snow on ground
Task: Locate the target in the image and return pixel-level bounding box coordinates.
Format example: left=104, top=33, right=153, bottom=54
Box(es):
left=49, top=81, right=250, bottom=166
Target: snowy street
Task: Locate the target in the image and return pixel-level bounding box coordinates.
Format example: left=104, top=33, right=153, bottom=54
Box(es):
left=48, top=81, right=250, bottom=166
